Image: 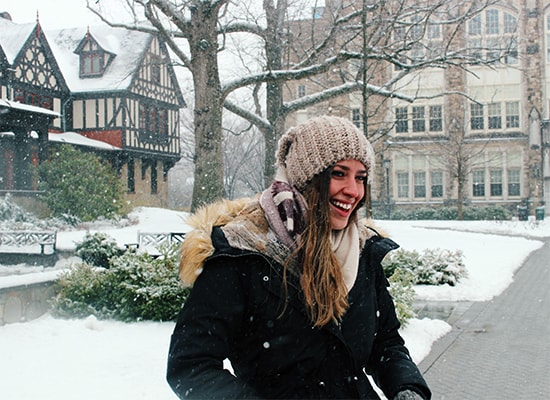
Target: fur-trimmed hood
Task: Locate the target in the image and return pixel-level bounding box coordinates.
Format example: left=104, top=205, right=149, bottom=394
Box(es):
left=179, top=197, right=385, bottom=286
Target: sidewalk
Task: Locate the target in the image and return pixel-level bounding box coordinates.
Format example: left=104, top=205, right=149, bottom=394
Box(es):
left=418, top=239, right=550, bottom=399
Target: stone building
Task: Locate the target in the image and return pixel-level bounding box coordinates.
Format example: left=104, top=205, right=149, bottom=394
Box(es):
left=285, top=0, right=550, bottom=218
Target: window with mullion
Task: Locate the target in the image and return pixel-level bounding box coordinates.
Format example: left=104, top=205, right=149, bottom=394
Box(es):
left=506, top=102, right=520, bottom=128
left=414, top=171, right=426, bottom=198
left=148, top=108, right=157, bottom=134
left=429, top=105, right=442, bottom=131
left=397, top=172, right=409, bottom=198
left=412, top=106, right=426, bottom=132
left=490, top=169, right=503, bottom=196
left=352, top=108, right=361, bottom=128
left=486, top=9, right=499, bottom=35
left=508, top=168, right=520, bottom=196
left=81, top=52, right=102, bottom=76
left=431, top=171, right=443, bottom=198
left=396, top=107, right=408, bottom=133
left=470, top=103, right=484, bottom=130
left=472, top=169, right=485, bottom=197
left=488, top=103, right=502, bottom=129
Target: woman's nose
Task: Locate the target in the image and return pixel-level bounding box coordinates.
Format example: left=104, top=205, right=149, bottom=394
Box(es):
left=342, top=178, right=359, bottom=197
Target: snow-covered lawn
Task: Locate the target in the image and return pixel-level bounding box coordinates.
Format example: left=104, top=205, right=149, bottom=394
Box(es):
left=1, top=207, right=548, bottom=400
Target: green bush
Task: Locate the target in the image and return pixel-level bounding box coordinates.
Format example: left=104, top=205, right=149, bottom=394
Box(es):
left=414, top=248, right=466, bottom=286
left=38, top=144, right=123, bottom=222
left=387, top=268, right=417, bottom=326
left=381, top=246, right=468, bottom=325
left=0, top=193, right=36, bottom=224
left=52, top=243, right=189, bottom=322
left=50, top=263, right=112, bottom=318
left=75, top=232, right=124, bottom=269
left=383, top=248, right=467, bottom=287
left=383, top=248, right=422, bottom=278
left=379, top=205, right=512, bottom=221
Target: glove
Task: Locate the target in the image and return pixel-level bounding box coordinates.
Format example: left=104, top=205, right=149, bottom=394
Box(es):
left=393, top=389, right=424, bottom=400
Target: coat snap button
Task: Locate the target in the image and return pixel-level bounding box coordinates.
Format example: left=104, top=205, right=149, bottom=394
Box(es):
left=263, top=276, right=269, bottom=282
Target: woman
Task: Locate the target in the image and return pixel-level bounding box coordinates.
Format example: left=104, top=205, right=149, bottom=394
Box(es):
left=167, top=116, right=431, bottom=399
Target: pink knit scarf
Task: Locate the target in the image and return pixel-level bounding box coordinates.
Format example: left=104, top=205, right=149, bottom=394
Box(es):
left=259, top=179, right=308, bottom=250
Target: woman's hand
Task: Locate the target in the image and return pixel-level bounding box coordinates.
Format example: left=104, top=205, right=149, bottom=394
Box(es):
left=393, top=389, right=424, bottom=400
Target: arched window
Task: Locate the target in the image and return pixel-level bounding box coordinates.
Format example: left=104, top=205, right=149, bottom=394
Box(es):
left=467, top=8, right=518, bottom=65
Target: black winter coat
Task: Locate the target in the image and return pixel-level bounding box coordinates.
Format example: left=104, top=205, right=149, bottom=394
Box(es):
left=167, top=224, right=431, bottom=400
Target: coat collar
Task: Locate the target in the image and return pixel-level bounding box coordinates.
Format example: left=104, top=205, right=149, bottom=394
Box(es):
left=179, top=197, right=385, bottom=286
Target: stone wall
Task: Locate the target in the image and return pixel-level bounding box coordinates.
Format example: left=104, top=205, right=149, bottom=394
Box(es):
left=0, top=281, right=58, bottom=325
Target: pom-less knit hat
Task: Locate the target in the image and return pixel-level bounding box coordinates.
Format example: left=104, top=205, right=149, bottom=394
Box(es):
left=276, top=116, right=375, bottom=190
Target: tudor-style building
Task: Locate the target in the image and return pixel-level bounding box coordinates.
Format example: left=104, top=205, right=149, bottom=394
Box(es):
left=284, top=0, right=550, bottom=218
left=0, top=12, right=185, bottom=209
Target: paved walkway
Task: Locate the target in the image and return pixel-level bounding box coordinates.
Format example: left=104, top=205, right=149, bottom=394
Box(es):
left=418, top=238, right=550, bottom=399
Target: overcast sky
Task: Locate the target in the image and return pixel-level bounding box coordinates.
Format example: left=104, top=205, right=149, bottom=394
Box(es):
left=5, top=0, right=326, bottom=30
left=4, top=0, right=115, bottom=29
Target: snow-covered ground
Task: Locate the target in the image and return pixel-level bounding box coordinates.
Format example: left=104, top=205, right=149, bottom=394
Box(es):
left=1, top=207, right=549, bottom=400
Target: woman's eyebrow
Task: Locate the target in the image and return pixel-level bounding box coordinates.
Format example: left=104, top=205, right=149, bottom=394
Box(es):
left=333, top=164, right=368, bottom=174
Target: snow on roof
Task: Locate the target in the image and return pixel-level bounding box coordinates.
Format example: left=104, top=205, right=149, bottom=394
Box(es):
left=0, top=98, right=60, bottom=117
left=46, top=25, right=151, bottom=93
left=0, top=15, right=153, bottom=93
left=0, top=17, right=35, bottom=63
left=48, top=131, right=121, bottom=151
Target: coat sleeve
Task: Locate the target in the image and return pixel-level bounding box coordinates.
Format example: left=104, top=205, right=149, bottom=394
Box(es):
left=166, top=255, right=261, bottom=399
left=365, top=237, right=432, bottom=400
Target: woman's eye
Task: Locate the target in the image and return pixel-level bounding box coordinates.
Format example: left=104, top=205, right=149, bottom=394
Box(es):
left=331, top=170, right=345, bottom=177
left=357, top=175, right=367, bottom=182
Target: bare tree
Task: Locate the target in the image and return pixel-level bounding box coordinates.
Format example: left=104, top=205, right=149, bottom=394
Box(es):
left=88, top=0, right=498, bottom=211
left=223, top=117, right=265, bottom=199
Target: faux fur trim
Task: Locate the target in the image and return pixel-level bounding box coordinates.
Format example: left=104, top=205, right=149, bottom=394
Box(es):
left=179, top=197, right=253, bottom=286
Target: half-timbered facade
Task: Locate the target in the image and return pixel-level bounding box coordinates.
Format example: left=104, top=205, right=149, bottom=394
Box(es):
left=0, top=12, right=185, bottom=208
left=284, top=0, right=550, bottom=218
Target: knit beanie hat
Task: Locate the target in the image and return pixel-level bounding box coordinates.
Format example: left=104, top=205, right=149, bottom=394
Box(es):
left=276, top=116, right=375, bottom=190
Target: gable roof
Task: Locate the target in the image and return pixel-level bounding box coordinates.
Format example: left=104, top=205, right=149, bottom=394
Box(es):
left=0, top=17, right=35, bottom=63
left=47, top=25, right=152, bottom=93
left=0, top=14, right=185, bottom=109
left=0, top=17, right=168, bottom=94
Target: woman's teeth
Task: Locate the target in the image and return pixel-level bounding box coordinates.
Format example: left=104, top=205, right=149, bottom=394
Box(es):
left=331, top=200, right=352, bottom=210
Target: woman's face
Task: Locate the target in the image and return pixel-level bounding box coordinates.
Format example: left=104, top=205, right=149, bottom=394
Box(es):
left=328, top=159, right=367, bottom=230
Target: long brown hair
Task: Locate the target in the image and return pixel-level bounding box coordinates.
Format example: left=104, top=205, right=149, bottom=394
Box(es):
left=287, top=167, right=366, bottom=327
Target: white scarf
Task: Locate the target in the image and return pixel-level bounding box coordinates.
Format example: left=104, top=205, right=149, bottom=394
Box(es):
left=331, top=223, right=360, bottom=293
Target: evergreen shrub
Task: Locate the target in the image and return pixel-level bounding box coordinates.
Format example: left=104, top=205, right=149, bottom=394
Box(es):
left=383, top=248, right=467, bottom=287
left=38, top=144, right=124, bottom=222
left=386, top=268, right=417, bottom=326
left=383, top=205, right=512, bottom=221
left=0, top=193, right=35, bottom=224
left=52, top=240, right=189, bottom=322
left=75, top=232, right=124, bottom=269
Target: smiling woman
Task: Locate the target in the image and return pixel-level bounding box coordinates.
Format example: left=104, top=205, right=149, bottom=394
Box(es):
left=167, top=116, right=431, bottom=399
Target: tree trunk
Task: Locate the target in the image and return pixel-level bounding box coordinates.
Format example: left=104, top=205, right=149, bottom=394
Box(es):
left=189, top=2, right=225, bottom=211
left=457, top=170, right=464, bottom=220
left=263, top=0, right=286, bottom=186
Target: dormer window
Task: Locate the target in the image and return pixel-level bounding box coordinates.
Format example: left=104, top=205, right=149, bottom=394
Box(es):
left=74, top=29, right=115, bottom=78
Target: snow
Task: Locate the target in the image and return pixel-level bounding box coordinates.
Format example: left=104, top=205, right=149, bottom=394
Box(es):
left=1, top=207, right=549, bottom=400
left=0, top=99, right=60, bottom=117
left=49, top=132, right=121, bottom=151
